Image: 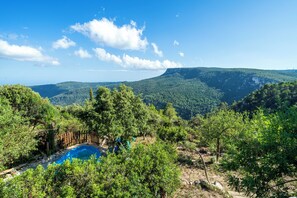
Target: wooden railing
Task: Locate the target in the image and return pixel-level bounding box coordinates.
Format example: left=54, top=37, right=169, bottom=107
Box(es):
left=55, top=131, right=101, bottom=149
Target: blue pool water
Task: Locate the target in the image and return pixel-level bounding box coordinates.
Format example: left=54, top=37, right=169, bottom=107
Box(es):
left=55, top=145, right=101, bottom=164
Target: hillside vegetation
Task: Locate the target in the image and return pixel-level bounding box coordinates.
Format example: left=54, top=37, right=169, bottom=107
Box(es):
left=233, top=81, right=297, bottom=113
left=1, top=84, right=296, bottom=197
left=31, top=67, right=297, bottom=119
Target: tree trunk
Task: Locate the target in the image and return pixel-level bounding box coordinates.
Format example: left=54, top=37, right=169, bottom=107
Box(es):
left=196, top=149, right=210, bottom=183
left=216, top=137, right=220, bottom=162
left=46, top=142, right=50, bottom=155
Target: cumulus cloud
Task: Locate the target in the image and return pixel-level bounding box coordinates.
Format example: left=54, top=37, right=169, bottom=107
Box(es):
left=71, top=18, right=148, bottom=50
left=151, top=43, right=163, bottom=57
left=52, top=36, right=76, bottom=49
left=74, top=48, right=92, bottom=58
left=122, top=54, right=181, bottom=70
left=179, top=52, right=184, bottom=57
left=0, top=39, right=59, bottom=65
left=173, top=40, right=179, bottom=46
left=93, top=48, right=122, bottom=64
left=93, top=48, right=181, bottom=70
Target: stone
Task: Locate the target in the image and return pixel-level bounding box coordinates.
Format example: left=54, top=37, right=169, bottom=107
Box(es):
left=213, top=181, right=224, bottom=191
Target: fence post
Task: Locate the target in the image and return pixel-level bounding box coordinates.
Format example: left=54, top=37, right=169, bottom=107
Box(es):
left=46, top=142, right=50, bottom=155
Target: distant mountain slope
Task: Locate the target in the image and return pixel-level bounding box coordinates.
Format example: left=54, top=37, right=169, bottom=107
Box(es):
left=31, top=67, right=297, bottom=119
left=161, top=68, right=297, bottom=103
left=233, top=81, right=297, bottom=113
left=32, top=81, right=119, bottom=105
left=126, top=75, right=223, bottom=118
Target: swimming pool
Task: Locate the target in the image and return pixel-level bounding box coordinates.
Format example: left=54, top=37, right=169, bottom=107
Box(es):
left=55, top=145, right=101, bottom=164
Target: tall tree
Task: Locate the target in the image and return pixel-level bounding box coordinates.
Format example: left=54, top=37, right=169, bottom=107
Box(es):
left=89, top=87, right=94, bottom=101
left=94, top=87, right=115, bottom=141
left=200, top=106, right=245, bottom=162
left=0, top=98, right=37, bottom=170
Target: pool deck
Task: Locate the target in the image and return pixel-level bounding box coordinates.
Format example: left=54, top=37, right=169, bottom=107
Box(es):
left=1, top=143, right=106, bottom=180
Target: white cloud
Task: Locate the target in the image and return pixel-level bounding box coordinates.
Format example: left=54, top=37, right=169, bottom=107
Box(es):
left=179, top=52, right=184, bottom=57
left=93, top=48, right=122, bottom=64
left=0, top=39, right=59, bottom=65
left=71, top=18, right=148, bottom=50
left=93, top=48, right=181, bottom=70
left=173, top=40, right=179, bottom=46
left=122, top=54, right=181, bottom=70
left=52, top=36, right=76, bottom=49
left=74, top=48, right=92, bottom=58
left=151, top=43, right=163, bottom=57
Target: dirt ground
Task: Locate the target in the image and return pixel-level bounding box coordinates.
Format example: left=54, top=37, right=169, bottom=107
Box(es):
left=174, top=149, right=247, bottom=198
left=133, top=137, right=247, bottom=198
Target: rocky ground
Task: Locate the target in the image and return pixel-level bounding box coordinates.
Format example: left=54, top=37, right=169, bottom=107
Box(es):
left=174, top=149, right=247, bottom=198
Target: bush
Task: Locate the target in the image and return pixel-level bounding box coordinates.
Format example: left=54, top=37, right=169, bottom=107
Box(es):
left=0, top=142, right=180, bottom=198
left=157, top=126, right=188, bottom=142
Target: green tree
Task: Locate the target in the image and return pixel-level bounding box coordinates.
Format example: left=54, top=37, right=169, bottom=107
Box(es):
left=133, top=95, right=150, bottom=139
left=112, top=85, right=138, bottom=140
left=163, top=103, right=178, bottom=121
left=200, top=106, right=245, bottom=162
left=0, top=98, right=37, bottom=170
left=94, top=87, right=116, bottom=141
left=89, top=87, right=94, bottom=101
left=224, top=108, right=297, bottom=197
left=0, top=85, right=57, bottom=128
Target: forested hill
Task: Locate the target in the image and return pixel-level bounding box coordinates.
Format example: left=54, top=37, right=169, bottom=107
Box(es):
left=31, top=67, right=297, bottom=119
left=32, top=82, right=119, bottom=105
left=161, top=67, right=297, bottom=103
left=233, top=81, right=297, bottom=113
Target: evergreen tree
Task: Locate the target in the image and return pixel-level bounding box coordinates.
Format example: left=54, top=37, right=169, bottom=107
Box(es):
left=89, top=87, right=94, bottom=101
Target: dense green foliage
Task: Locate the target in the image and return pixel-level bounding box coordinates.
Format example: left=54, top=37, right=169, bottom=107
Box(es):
left=0, top=97, right=37, bottom=170
left=199, top=104, right=246, bottom=162
left=0, top=85, right=86, bottom=170
left=0, top=85, right=57, bottom=128
left=234, top=81, right=297, bottom=113
left=31, top=67, right=297, bottom=119
left=1, top=81, right=297, bottom=197
left=0, top=85, right=58, bottom=170
left=0, top=142, right=180, bottom=198
left=65, top=85, right=150, bottom=145
left=222, top=108, right=297, bottom=197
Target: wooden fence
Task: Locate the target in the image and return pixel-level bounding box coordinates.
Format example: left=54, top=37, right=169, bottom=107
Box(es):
left=55, top=131, right=101, bottom=150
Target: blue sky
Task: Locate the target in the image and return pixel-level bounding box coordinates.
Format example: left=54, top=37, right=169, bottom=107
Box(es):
left=1, top=0, right=297, bottom=85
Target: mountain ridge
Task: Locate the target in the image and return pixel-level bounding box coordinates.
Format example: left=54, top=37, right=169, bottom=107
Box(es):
left=31, top=67, right=297, bottom=119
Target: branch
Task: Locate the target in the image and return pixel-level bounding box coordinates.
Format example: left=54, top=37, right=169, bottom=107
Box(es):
left=196, top=149, right=210, bottom=183
left=258, top=178, right=297, bottom=197
left=270, top=178, right=297, bottom=189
